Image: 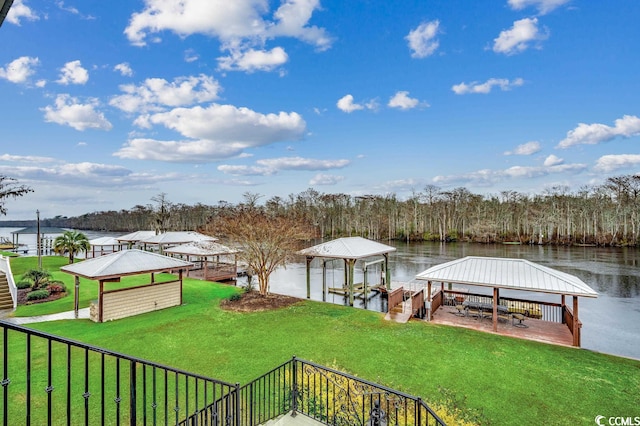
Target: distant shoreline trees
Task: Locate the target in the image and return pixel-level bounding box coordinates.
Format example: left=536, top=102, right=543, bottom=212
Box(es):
left=14, top=173, right=640, bottom=247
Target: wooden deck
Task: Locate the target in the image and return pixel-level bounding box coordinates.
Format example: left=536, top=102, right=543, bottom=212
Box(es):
left=186, top=267, right=237, bottom=283
left=428, top=305, right=574, bottom=347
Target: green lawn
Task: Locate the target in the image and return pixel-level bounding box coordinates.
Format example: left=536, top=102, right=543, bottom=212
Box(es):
left=5, top=256, right=640, bottom=425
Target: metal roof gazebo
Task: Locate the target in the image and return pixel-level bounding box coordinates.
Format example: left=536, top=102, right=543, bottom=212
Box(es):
left=61, top=249, right=193, bottom=322
left=297, top=237, right=396, bottom=306
left=415, top=256, right=598, bottom=346
left=164, top=241, right=239, bottom=282
left=87, top=236, right=126, bottom=258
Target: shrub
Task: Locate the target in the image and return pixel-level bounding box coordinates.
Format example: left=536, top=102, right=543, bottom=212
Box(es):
left=46, top=284, right=67, bottom=293
left=15, top=281, right=31, bottom=289
left=228, top=293, right=242, bottom=302
left=26, top=290, right=51, bottom=301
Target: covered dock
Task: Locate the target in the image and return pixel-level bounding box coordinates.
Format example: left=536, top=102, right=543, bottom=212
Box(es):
left=164, top=241, right=239, bottom=282
left=298, top=237, right=396, bottom=306
left=415, top=256, right=598, bottom=347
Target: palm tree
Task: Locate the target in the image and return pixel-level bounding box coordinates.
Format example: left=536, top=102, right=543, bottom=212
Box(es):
left=53, top=230, right=90, bottom=264
left=20, top=269, right=64, bottom=291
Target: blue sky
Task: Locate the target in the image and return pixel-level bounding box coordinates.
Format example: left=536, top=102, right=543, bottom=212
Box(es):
left=1, top=0, right=639, bottom=221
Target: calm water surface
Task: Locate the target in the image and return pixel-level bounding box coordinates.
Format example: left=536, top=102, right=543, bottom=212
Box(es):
left=2, top=228, right=639, bottom=359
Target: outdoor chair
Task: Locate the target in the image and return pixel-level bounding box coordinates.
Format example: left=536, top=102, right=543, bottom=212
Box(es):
left=512, top=313, right=528, bottom=328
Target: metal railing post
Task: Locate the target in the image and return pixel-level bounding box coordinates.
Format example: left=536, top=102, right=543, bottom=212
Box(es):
left=291, top=356, right=298, bottom=416
left=130, top=360, right=137, bottom=426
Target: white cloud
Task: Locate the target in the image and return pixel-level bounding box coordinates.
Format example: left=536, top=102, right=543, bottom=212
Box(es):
left=452, top=77, right=524, bottom=95
left=184, top=49, right=199, bottom=63
left=543, top=154, right=563, bottom=166
left=217, top=165, right=275, bottom=176
left=114, top=62, right=133, bottom=77
left=0, top=56, right=39, bottom=83
left=217, top=47, right=288, bottom=72
left=433, top=161, right=586, bottom=186
left=6, top=0, right=38, bottom=25
left=110, top=74, right=221, bottom=113
left=56, top=60, right=89, bottom=85
left=504, top=141, right=541, bottom=155
left=268, top=0, right=333, bottom=50
left=337, top=94, right=363, bottom=113
left=218, top=156, right=349, bottom=176
left=337, top=94, right=377, bottom=113
left=493, top=18, right=547, bottom=55
left=406, top=20, right=440, bottom=58
left=0, top=154, right=56, bottom=163
left=124, top=0, right=331, bottom=73
left=388, top=91, right=421, bottom=110
left=42, top=94, right=113, bottom=131
left=557, top=115, right=640, bottom=148
left=309, top=173, right=344, bottom=185
left=35, top=79, right=46, bottom=87
left=594, top=154, right=640, bottom=172
left=507, top=0, right=570, bottom=15
left=257, top=157, right=349, bottom=170
left=115, top=104, right=306, bottom=162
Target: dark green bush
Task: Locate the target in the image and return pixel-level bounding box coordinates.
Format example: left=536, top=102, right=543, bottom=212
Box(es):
left=228, top=293, right=242, bottom=302
left=15, top=281, right=31, bottom=289
left=26, top=290, right=50, bottom=301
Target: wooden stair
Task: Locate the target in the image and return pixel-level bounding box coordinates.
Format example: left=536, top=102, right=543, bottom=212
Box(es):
left=384, top=297, right=413, bottom=323
left=0, top=273, right=14, bottom=310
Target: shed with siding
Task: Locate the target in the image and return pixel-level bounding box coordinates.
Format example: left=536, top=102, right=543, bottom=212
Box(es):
left=61, top=249, right=193, bottom=322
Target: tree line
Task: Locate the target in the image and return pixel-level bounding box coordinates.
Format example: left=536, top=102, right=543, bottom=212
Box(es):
left=32, top=174, right=640, bottom=247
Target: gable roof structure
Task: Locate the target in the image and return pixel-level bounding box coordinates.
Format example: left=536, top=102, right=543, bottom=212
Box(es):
left=61, top=249, right=193, bottom=280
left=140, top=231, right=217, bottom=245
left=116, top=230, right=156, bottom=242
left=297, top=236, right=396, bottom=259
left=163, top=241, right=239, bottom=257
left=89, top=236, right=123, bottom=246
left=415, top=256, right=598, bottom=298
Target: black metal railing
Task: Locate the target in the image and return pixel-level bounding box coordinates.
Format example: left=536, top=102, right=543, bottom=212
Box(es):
left=0, top=320, right=238, bottom=425
left=239, top=357, right=445, bottom=426
left=441, top=290, right=563, bottom=323
left=1, top=321, right=446, bottom=426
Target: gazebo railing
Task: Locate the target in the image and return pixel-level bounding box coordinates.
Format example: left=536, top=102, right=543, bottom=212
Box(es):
left=441, top=290, right=564, bottom=323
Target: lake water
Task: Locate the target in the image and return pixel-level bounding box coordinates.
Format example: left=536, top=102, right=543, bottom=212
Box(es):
left=2, top=227, right=639, bottom=360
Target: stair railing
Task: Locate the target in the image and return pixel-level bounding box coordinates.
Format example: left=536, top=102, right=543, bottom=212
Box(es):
left=0, top=255, right=17, bottom=309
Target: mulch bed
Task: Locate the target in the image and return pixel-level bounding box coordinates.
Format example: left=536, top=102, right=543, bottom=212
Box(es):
left=219, top=291, right=302, bottom=312
left=17, top=288, right=69, bottom=305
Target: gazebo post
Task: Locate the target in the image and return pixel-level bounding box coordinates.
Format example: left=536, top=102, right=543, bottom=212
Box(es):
left=179, top=270, right=184, bottom=305
left=348, top=259, right=355, bottom=306
left=384, top=254, right=391, bottom=290
left=427, top=281, right=432, bottom=320
left=493, top=288, right=499, bottom=332
left=306, top=256, right=312, bottom=299
left=74, top=276, right=80, bottom=318
left=322, top=260, right=327, bottom=302
left=573, top=296, right=580, bottom=347
left=99, top=280, right=104, bottom=323
left=561, top=295, right=566, bottom=323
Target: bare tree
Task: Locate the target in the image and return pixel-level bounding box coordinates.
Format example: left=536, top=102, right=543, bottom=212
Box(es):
left=0, top=175, right=33, bottom=216
left=202, top=197, right=316, bottom=296
left=151, top=193, right=172, bottom=234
